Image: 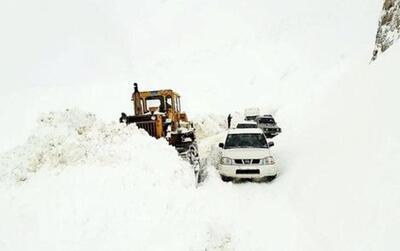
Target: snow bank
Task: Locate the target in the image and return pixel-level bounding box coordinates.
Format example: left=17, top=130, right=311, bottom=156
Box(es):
left=276, top=43, right=400, bottom=250
left=0, top=109, right=192, bottom=185
left=0, top=109, right=245, bottom=251
left=192, top=114, right=226, bottom=140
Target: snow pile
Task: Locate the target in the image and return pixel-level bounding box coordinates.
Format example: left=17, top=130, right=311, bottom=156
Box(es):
left=0, top=109, right=193, bottom=186
left=192, top=114, right=226, bottom=139
left=0, top=109, right=233, bottom=250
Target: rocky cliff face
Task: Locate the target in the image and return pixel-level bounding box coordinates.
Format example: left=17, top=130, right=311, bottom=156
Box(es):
left=372, top=0, right=400, bottom=60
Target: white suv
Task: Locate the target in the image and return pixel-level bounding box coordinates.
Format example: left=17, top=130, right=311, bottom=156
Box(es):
left=218, top=128, right=278, bottom=182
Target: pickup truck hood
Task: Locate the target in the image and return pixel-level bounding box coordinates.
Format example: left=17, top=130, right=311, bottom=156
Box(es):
left=222, top=148, right=269, bottom=159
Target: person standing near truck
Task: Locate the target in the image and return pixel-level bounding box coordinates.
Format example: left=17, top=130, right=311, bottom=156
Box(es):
left=227, top=114, right=232, bottom=129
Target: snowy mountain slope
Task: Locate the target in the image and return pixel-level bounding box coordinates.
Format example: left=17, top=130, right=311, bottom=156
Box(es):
left=275, top=42, right=400, bottom=250
left=0, top=0, right=381, bottom=152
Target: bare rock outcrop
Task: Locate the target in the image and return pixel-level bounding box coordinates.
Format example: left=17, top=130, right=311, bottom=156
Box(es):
left=372, top=0, right=400, bottom=60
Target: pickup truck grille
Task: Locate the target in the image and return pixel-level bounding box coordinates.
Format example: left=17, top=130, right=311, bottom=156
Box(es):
left=236, top=169, right=260, bottom=174
left=234, top=159, right=260, bottom=165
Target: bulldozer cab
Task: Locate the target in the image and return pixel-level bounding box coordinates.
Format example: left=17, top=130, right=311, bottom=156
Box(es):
left=119, top=83, right=191, bottom=139
left=133, top=89, right=180, bottom=115
left=132, top=83, right=188, bottom=123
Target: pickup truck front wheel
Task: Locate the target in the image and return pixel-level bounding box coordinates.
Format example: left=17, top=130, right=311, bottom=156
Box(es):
left=221, top=175, right=233, bottom=182
left=265, top=175, right=277, bottom=182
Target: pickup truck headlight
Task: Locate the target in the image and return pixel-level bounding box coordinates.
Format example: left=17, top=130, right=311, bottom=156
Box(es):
left=261, top=156, right=275, bottom=165
left=220, top=157, right=233, bottom=165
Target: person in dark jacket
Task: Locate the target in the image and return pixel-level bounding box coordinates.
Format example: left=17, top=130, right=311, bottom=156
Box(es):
left=227, top=114, right=232, bottom=129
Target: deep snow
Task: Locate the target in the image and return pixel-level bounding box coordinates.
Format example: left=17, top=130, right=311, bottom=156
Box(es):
left=1, top=0, right=400, bottom=250
left=0, top=109, right=292, bottom=251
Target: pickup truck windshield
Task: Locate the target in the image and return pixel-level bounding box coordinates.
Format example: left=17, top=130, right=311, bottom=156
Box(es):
left=225, top=133, right=268, bottom=149
left=259, top=118, right=275, bottom=124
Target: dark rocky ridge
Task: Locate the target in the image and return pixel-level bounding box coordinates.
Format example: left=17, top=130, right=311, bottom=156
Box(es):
left=372, top=0, right=400, bottom=60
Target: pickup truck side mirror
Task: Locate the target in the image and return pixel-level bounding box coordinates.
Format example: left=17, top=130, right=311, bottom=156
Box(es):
left=218, top=143, right=224, bottom=148
left=268, top=141, right=274, bottom=148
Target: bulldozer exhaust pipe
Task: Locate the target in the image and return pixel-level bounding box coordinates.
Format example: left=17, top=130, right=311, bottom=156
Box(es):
left=132, top=83, right=143, bottom=115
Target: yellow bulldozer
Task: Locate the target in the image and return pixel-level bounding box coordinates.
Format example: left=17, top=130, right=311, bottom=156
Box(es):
left=120, top=83, right=198, bottom=161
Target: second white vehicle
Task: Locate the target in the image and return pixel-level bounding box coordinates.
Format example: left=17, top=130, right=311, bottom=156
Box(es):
left=235, top=121, right=258, bottom=129
left=218, top=128, right=278, bottom=182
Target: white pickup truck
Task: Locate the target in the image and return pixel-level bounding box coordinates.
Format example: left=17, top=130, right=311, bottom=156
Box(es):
left=217, top=128, right=278, bottom=182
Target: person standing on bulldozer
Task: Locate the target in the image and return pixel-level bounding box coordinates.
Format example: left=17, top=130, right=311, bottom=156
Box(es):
left=227, top=114, right=232, bottom=129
